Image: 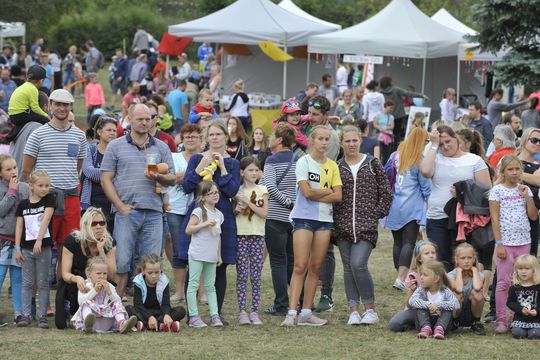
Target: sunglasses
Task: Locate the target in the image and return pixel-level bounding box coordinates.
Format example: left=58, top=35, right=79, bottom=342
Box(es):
left=151, top=114, right=159, bottom=119
left=91, top=221, right=106, bottom=227
left=308, top=101, right=322, bottom=110
left=529, top=137, right=540, bottom=145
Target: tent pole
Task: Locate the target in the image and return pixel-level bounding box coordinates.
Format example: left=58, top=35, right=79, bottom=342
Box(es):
left=421, top=58, right=426, bottom=94
left=166, top=55, right=169, bottom=80
left=456, top=59, right=461, bottom=103
left=306, top=52, right=310, bottom=84
left=283, top=44, right=288, bottom=99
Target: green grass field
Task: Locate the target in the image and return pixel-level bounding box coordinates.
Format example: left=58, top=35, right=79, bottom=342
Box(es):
left=0, top=230, right=534, bottom=360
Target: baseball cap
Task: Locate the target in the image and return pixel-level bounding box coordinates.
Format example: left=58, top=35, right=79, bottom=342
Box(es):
left=49, top=89, right=75, bottom=104
left=281, top=98, right=301, bottom=114
left=26, top=65, right=47, bottom=81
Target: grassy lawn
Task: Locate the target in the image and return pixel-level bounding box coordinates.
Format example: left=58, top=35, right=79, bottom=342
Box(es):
left=0, top=229, right=533, bottom=360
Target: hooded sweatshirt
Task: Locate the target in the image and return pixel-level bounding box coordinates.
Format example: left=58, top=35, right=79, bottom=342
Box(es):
left=380, top=85, right=424, bottom=119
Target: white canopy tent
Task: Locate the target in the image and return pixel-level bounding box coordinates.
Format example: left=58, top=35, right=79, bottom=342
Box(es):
left=0, top=21, right=25, bottom=48
left=168, top=0, right=338, bottom=98
left=278, top=0, right=341, bottom=30
left=308, top=0, right=466, bottom=94
left=431, top=8, right=505, bottom=100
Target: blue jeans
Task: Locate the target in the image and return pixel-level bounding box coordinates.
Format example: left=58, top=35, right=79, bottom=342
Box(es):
left=0, top=264, right=22, bottom=315
left=167, top=212, right=186, bottom=269
left=114, top=209, right=163, bottom=274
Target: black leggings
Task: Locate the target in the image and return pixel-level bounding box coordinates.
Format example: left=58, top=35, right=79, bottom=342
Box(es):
left=391, top=221, right=419, bottom=269
left=126, top=305, right=186, bottom=326
left=7, top=111, right=50, bottom=142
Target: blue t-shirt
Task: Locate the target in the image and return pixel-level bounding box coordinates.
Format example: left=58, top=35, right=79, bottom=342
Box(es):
left=376, top=111, right=394, bottom=129
left=167, top=89, right=188, bottom=120
left=42, top=64, right=54, bottom=90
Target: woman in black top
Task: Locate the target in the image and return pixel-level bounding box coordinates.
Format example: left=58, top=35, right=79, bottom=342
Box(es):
left=56, top=208, right=116, bottom=328
left=226, top=116, right=249, bottom=160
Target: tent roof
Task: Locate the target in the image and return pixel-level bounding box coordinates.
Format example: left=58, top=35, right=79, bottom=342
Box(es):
left=0, top=21, right=25, bottom=38
left=168, top=0, right=338, bottom=47
left=308, top=0, right=465, bottom=58
left=431, top=8, right=476, bottom=35
left=278, top=0, right=341, bottom=30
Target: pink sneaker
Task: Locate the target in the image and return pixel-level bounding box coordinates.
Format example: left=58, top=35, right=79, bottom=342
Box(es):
left=495, top=322, right=508, bottom=334
left=417, top=326, right=432, bottom=338
left=433, top=325, right=445, bottom=340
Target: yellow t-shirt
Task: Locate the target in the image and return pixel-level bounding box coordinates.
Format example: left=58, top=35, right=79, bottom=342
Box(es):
left=235, top=184, right=268, bottom=236
left=8, top=82, right=49, bottom=117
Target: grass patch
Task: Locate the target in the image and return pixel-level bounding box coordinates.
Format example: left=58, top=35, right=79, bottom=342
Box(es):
left=0, top=229, right=532, bottom=359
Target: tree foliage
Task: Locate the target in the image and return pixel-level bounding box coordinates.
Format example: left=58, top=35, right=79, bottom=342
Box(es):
left=471, top=0, right=540, bottom=86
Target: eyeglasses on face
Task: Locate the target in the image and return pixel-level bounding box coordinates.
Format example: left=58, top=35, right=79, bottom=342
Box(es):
left=206, top=191, right=219, bottom=196
left=91, top=221, right=106, bottom=227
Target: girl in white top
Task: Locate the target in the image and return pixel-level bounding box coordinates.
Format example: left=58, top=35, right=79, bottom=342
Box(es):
left=420, top=125, right=491, bottom=267
left=439, top=88, right=458, bottom=122
left=489, top=155, right=538, bottom=334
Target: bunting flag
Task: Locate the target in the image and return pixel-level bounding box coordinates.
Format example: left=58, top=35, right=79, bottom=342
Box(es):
left=258, top=40, right=293, bottom=62
left=157, top=33, right=193, bottom=56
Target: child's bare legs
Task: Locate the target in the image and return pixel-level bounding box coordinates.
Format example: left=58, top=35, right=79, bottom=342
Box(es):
left=288, top=230, right=315, bottom=311
left=470, top=289, right=485, bottom=319
left=301, top=230, right=330, bottom=310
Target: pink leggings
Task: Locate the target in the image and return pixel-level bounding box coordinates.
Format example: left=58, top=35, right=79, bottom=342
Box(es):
left=496, top=244, right=530, bottom=324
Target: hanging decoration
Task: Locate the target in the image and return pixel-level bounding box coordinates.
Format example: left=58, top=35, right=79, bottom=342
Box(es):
left=258, top=41, right=293, bottom=62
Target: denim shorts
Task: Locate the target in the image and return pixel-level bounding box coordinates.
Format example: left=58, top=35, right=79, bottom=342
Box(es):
left=291, top=218, right=334, bottom=232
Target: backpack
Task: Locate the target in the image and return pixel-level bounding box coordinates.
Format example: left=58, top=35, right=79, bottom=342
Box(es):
left=97, top=51, right=105, bottom=69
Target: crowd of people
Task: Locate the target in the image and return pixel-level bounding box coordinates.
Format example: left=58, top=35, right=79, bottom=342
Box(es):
left=2, top=33, right=540, bottom=342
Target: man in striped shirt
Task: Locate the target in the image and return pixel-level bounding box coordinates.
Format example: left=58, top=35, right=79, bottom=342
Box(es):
left=22, top=89, right=88, bottom=278
left=261, top=124, right=299, bottom=316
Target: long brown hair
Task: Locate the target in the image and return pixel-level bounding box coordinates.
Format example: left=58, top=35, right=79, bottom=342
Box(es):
left=397, top=127, right=428, bottom=174
left=196, top=180, right=218, bottom=222
left=228, top=116, right=248, bottom=143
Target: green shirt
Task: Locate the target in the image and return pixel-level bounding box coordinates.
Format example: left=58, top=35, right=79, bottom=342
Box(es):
left=8, top=82, right=48, bottom=117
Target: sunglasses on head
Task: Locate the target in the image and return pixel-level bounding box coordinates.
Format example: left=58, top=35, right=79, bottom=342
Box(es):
left=308, top=101, right=322, bottom=110
left=529, top=137, right=540, bottom=145
left=91, top=221, right=106, bottom=227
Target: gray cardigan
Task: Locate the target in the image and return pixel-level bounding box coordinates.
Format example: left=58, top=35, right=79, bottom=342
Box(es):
left=0, top=179, right=30, bottom=241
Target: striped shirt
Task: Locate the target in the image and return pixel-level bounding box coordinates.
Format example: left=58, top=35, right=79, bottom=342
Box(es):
left=261, top=150, right=298, bottom=223
left=24, top=123, right=87, bottom=190
left=101, top=134, right=174, bottom=213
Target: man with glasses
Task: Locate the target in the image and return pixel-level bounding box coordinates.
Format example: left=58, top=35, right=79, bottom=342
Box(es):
left=22, top=89, right=88, bottom=279
left=101, top=103, right=176, bottom=297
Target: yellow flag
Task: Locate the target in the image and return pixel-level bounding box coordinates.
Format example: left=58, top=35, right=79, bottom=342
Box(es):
left=258, top=40, right=293, bottom=62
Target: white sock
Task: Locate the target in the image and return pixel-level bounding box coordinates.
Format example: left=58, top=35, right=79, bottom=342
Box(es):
left=287, top=310, right=297, bottom=317
left=300, top=309, right=312, bottom=316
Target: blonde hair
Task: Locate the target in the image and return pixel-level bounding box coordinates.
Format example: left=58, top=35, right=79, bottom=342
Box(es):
left=71, top=207, right=114, bottom=251
left=233, top=79, right=244, bottom=92
left=513, top=254, right=540, bottom=285
left=429, top=120, right=447, bottom=131
left=397, top=127, right=428, bottom=174
left=421, top=260, right=450, bottom=289
left=85, top=256, right=108, bottom=278
left=518, top=128, right=540, bottom=156
left=137, top=253, right=162, bottom=274
left=198, top=88, right=213, bottom=100
left=310, top=125, right=330, bottom=139
left=0, top=154, right=14, bottom=172
left=442, top=88, right=456, bottom=98
left=496, top=155, right=522, bottom=185
left=27, top=170, right=50, bottom=185
left=411, top=241, right=438, bottom=271
left=454, top=242, right=477, bottom=264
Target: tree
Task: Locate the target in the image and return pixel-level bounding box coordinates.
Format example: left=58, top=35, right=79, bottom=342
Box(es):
left=471, top=0, right=540, bottom=86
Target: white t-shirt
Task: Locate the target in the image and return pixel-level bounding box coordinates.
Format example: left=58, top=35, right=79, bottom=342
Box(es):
left=427, top=153, right=487, bottom=219
left=348, top=156, right=366, bottom=180
left=488, top=184, right=532, bottom=246
left=427, top=290, right=443, bottom=305
left=188, top=206, right=224, bottom=263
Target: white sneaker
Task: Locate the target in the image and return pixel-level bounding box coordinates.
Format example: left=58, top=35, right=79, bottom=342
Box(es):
left=359, top=309, right=379, bottom=325
left=392, top=278, right=407, bottom=291
left=297, top=313, right=328, bottom=326
left=280, top=314, right=297, bottom=327
left=347, top=311, right=361, bottom=326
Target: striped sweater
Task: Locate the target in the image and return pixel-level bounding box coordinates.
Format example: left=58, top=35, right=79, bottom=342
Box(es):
left=262, top=150, right=298, bottom=223
left=408, top=287, right=460, bottom=311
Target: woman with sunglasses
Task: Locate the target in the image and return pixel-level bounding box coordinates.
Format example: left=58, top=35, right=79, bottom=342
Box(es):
left=420, top=125, right=491, bottom=268
left=56, top=208, right=116, bottom=328
left=518, top=128, right=540, bottom=256
left=81, top=116, right=118, bottom=230
left=180, top=121, right=240, bottom=324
